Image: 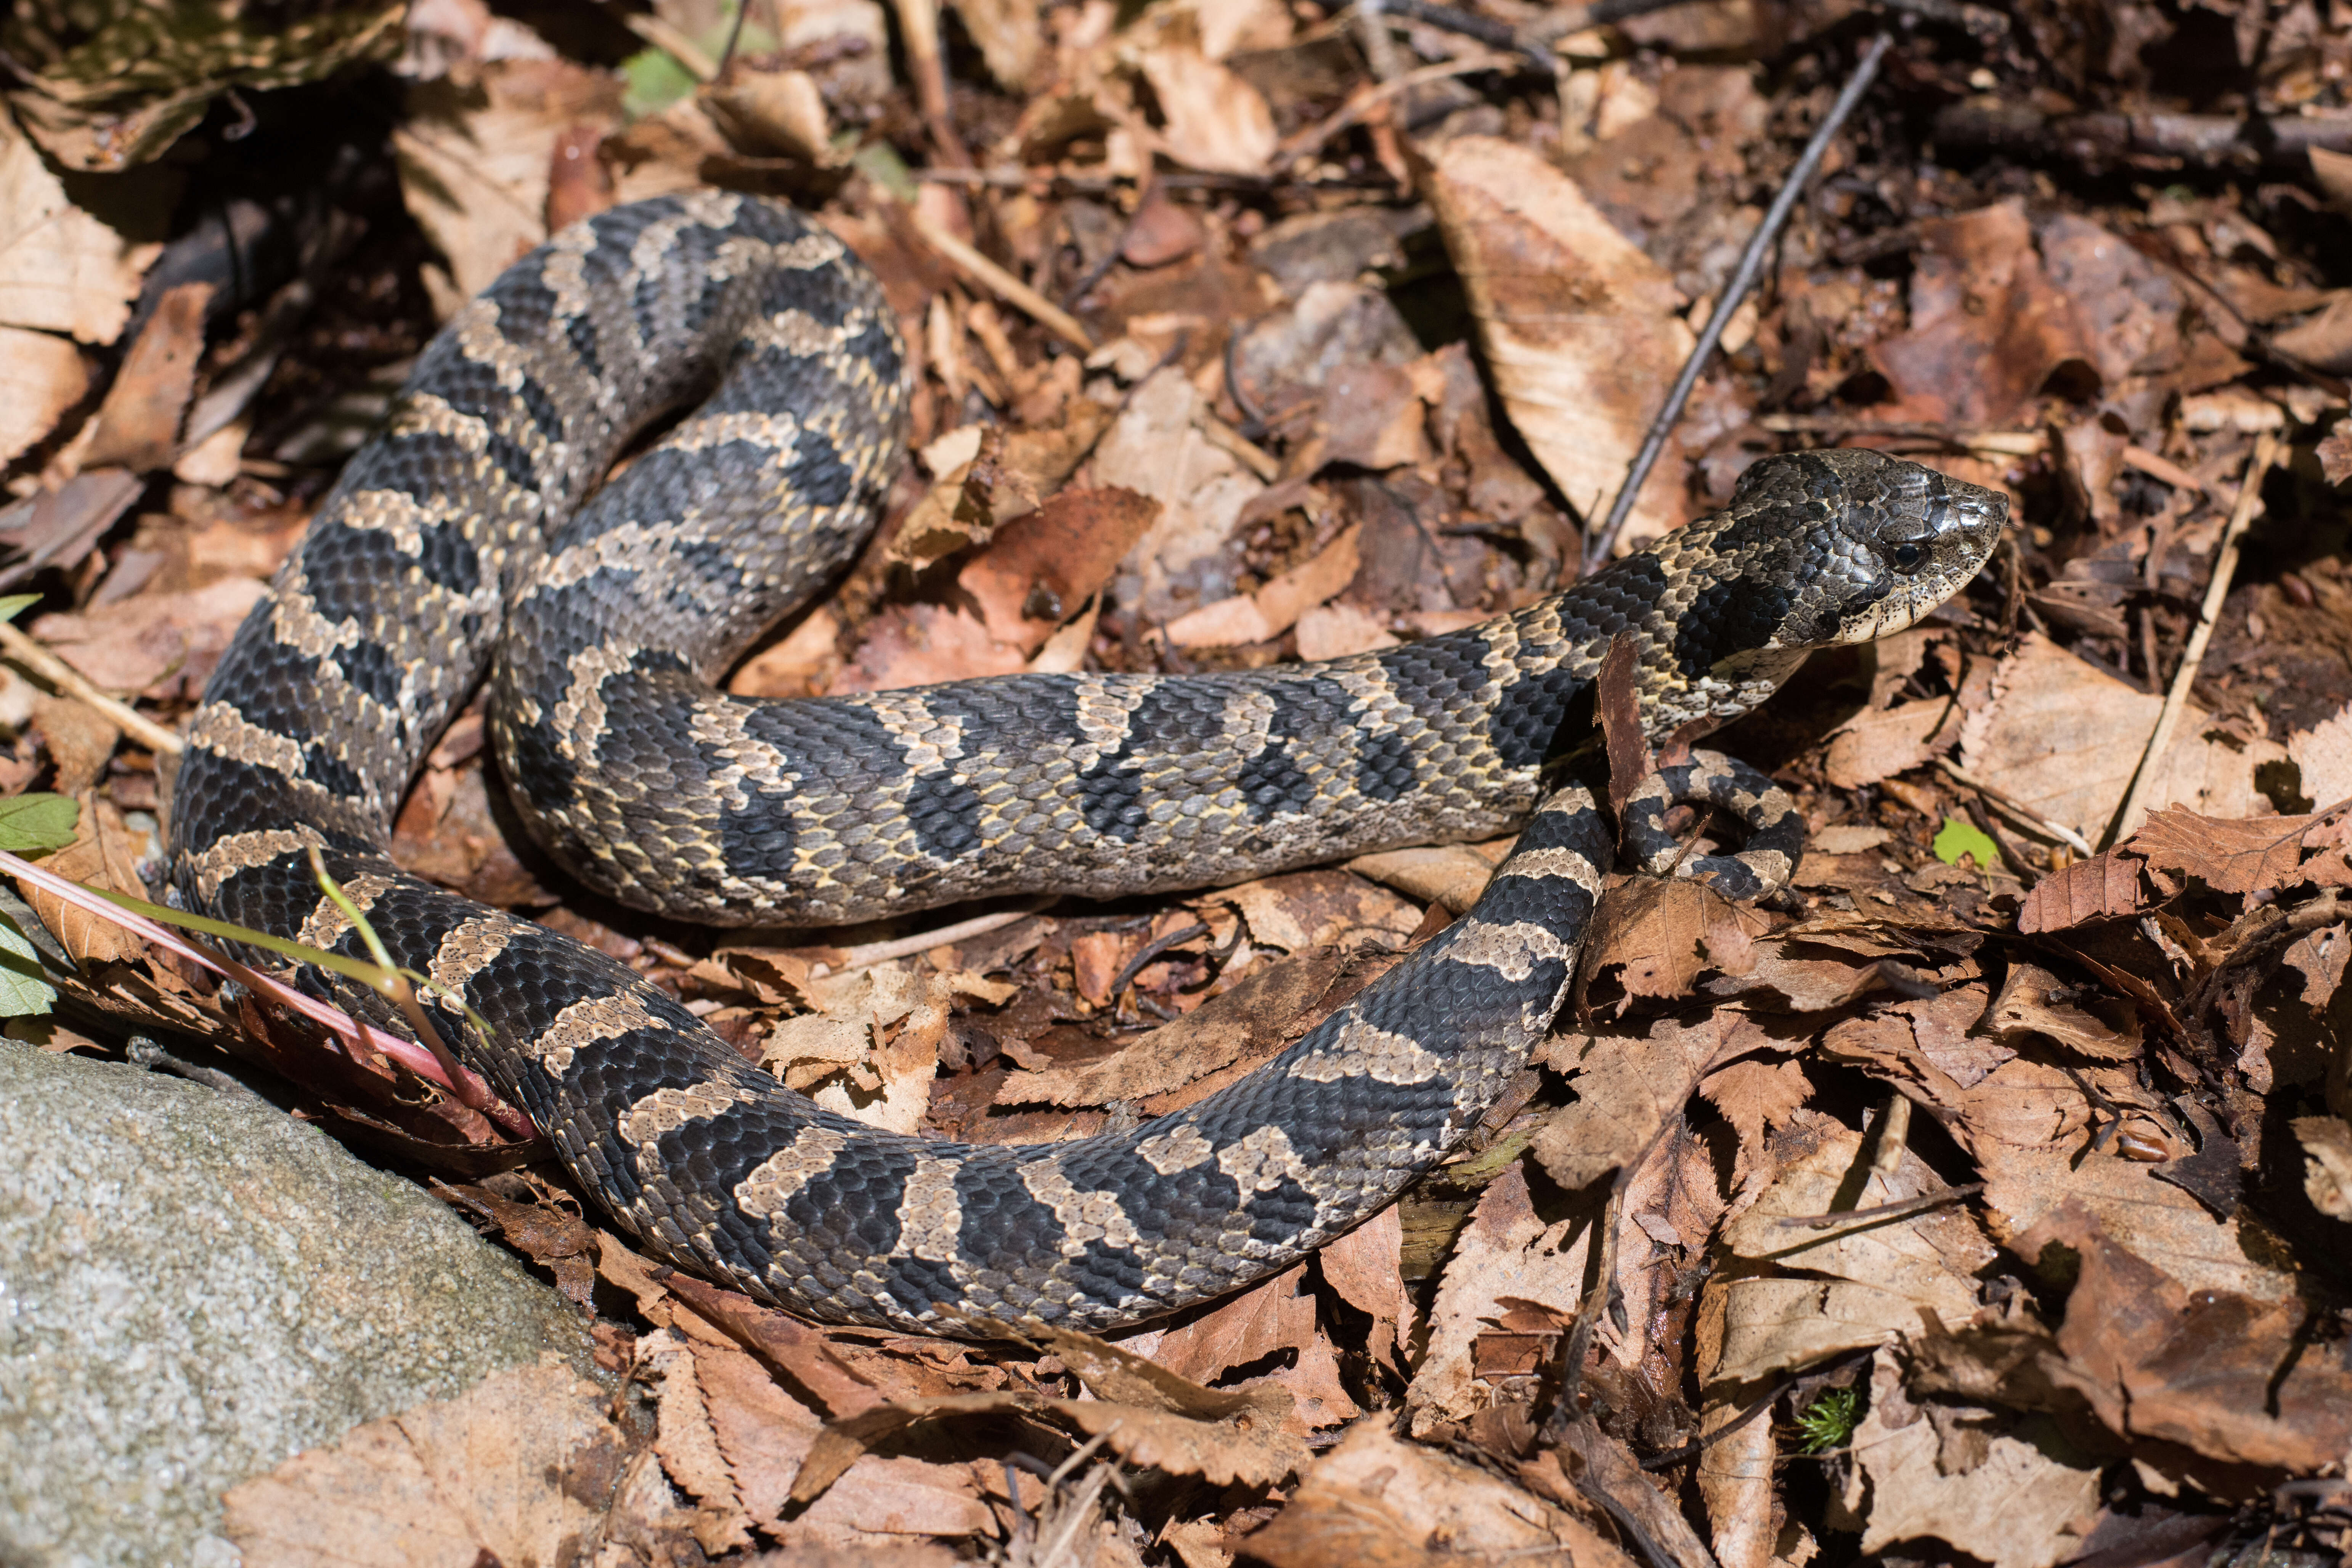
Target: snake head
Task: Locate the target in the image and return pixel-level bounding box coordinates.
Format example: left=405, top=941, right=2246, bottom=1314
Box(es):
left=1710, top=447, right=2010, bottom=649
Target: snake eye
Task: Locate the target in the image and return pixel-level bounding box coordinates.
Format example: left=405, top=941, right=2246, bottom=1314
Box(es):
left=1889, top=541, right=1926, bottom=573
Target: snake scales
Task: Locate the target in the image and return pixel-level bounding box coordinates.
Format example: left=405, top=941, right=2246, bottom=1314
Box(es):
left=167, top=192, right=2007, bottom=1332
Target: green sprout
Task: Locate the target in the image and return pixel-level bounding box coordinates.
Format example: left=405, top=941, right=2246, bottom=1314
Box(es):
left=1793, top=1386, right=1861, bottom=1454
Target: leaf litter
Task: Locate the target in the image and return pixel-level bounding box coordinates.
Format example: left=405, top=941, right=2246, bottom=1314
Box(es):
left=5, top=0, right=2352, bottom=1563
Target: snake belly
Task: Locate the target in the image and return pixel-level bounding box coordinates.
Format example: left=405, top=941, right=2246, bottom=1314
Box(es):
left=168, top=191, right=2007, bottom=1332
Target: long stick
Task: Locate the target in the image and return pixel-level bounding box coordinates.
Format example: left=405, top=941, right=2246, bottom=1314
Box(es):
left=1583, top=31, right=1893, bottom=570
left=2104, top=433, right=2280, bottom=847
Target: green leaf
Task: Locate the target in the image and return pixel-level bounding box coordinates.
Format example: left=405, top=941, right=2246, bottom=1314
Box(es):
left=1933, top=816, right=2000, bottom=872
left=0, top=594, right=40, bottom=624
left=0, top=910, right=56, bottom=1017
left=853, top=140, right=919, bottom=202
left=621, top=46, right=697, bottom=117
left=0, top=793, right=80, bottom=854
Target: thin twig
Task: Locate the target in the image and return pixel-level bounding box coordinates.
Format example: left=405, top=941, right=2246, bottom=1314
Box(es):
left=1585, top=31, right=1893, bottom=570
left=806, top=902, right=1051, bottom=977
left=1773, top=1182, right=1984, bottom=1232
left=1108, top=921, right=1209, bottom=1000
left=890, top=0, right=970, bottom=167
left=897, top=199, right=1095, bottom=352
left=1278, top=50, right=1524, bottom=166
left=2105, top=432, right=2280, bottom=848
left=0, top=618, right=184, bottom=756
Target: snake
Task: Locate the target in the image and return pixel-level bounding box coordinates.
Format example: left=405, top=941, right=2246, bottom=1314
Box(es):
left=165, top=191, right=2008, bottom=1333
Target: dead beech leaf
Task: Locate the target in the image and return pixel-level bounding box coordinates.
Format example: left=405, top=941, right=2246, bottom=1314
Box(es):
left=1843, top=1350, right=2101, bottom=1568
left=1710, top=1119, right=1992, bottom=1384
left=82, top=280, right=212, bottom=471
left=1984, top=1146, right=2291, bottom=1305
left=1414, top=135, right=1694, bottom=552
left=0, top=326, right=90, bottom=465
left=1242, top=1421, right=1636, bottom=1568
left=2125, top=806, right=2319, bottom=896
left=222, top=1360, right=626, bottom=1568
left=1959, top=633, right=2285, bottom=846
left=1988, top=962, right=2141, bottom=1061
left=1532, top=1012, right=1761, bottom=1192
left=2014, top=1204, right=2352, bottom=1470
left=30, top=574, right=267, bottom=698
left=2288, top=703, right=2352, bottom=806
left=1405, top=1163, right=1591, bottom=1435
left=2015, top=851, right=2146, bottom=933
left=395, top=59, right=625, bottom=305
left=1316, top=1204, right=1414, bottom=1376
left=657, top=1271, right=888, bottom=1419
left=22, top=793, right=148, bottom=968
left=835, top=602, right=1028, bottom=693
left=1152, top=1264, right=1358, bottom=1429
left=1869, top=200, right=2097, bottom=427
left=1824, top=698, right=1954, bottom=789
left=0, top=114, right=169, bottom=344
left=643, top=1330, right=756, bottom=1553
left=1137, top=45, right=1276, bottom=177
left=960, top=485, right=1159, bottom=655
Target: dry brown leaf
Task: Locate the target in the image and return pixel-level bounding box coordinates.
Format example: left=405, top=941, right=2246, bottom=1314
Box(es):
left=1343, top=840, right=1504, bottom=915
left=32, top=693, right=117, bottom=799
left=2015, top=851, right=2147, bottom=934
left=1090, top=366, right=1266, bottom=623
left=30, top=575, right=267, bottom=698
left=221, top=1359, right=627, bottom=1568
left=835, top=602, right=1029, bottom=692
left=1987, top=962, right=2142, bottom=1060
left=960, top=485, right=1159, bottom=655
left=644, top=1330, right=757, bottom=1552
left=1869, top=201, right=2097, bottom=427
left=1215, top=869, right=1420, bottom=954
left=657, top=1271, right=888, bottom=1419
left=1709, top=1119, right=1992, bottom=1384
left=1824, top=698, right=1956, bottom=789
left=81, top=280, right=211, bottom=471
left=1137, top=44, right=1275, bottom=177
left=0, top=326, right=90, bottom=465
left=1153, top=1265, right=1358, bottom=1429
left=2014, top=1203, right=2352, bottom=1471
left=763, top=963, right=951, bottom=1133
left=395, top=59, right=625, bottom=305
left=2126, top=806, right=2320, bottom=896
left=1983, top=1146, right=2291, bottom=1304
left=22, top=793, right=149, bottom=968
left=2292, top=1115, right=2352, bottom=1221
left=2318, top=414, right=2352, bottom=486
left=998, top=946, right=1344, bottom=1108
left=1414, top=135, right=1693, bottom=552
left=2288, top=703, right=2352, bottom=806
left=1241, top=1421, right=1636, bottom=1568
left=0, top=114, right=168, bottom=344
left=1163, top=524, right=1362, bottom=649
left=1403, top=1163, right=1592, bottom=1435
left=1959, top=634, right=2286, bottom=847
left=1315, top=1204, right=1413, bottom=1376
left=1699, top=1057, right=1813, bottom=1157
left=1532, top=1012, right=1761, bottom=1191
left=1843, top=1350, right=2100, bottom=1568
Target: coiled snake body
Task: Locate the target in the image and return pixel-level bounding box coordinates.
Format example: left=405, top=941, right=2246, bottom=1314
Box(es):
left=169, top=193, right=2007, bottom=1331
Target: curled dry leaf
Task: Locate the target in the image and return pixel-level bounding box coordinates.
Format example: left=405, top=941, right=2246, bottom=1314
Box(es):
left=959, top=484, right=1160, bottom=655
left=22, top=793, right=149, bottom=968
left=790, top=1331, right=1308, bottom=1501
left=2015, top=851, right=2147, bottom=934
left=1988, top=961, right=2142, bottom=1059
left=1164, top=523, right=1362, bottom=649
left=1153, top=1263, right=1358, bottom=1429
left=1242, top=1421, right=1638, bottom=1568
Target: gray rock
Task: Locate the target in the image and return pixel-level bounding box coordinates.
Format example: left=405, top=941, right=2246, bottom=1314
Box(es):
left=0, top=1041, right=596, bottom=1568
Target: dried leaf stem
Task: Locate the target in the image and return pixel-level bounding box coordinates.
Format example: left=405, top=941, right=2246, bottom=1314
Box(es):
left=1585, top=30, right=1893, bottom=570
left=897, top=199, right=1095, bottom=352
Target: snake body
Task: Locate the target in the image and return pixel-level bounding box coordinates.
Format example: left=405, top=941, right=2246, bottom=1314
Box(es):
left=167, top=193, right=2007, bottom=1331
